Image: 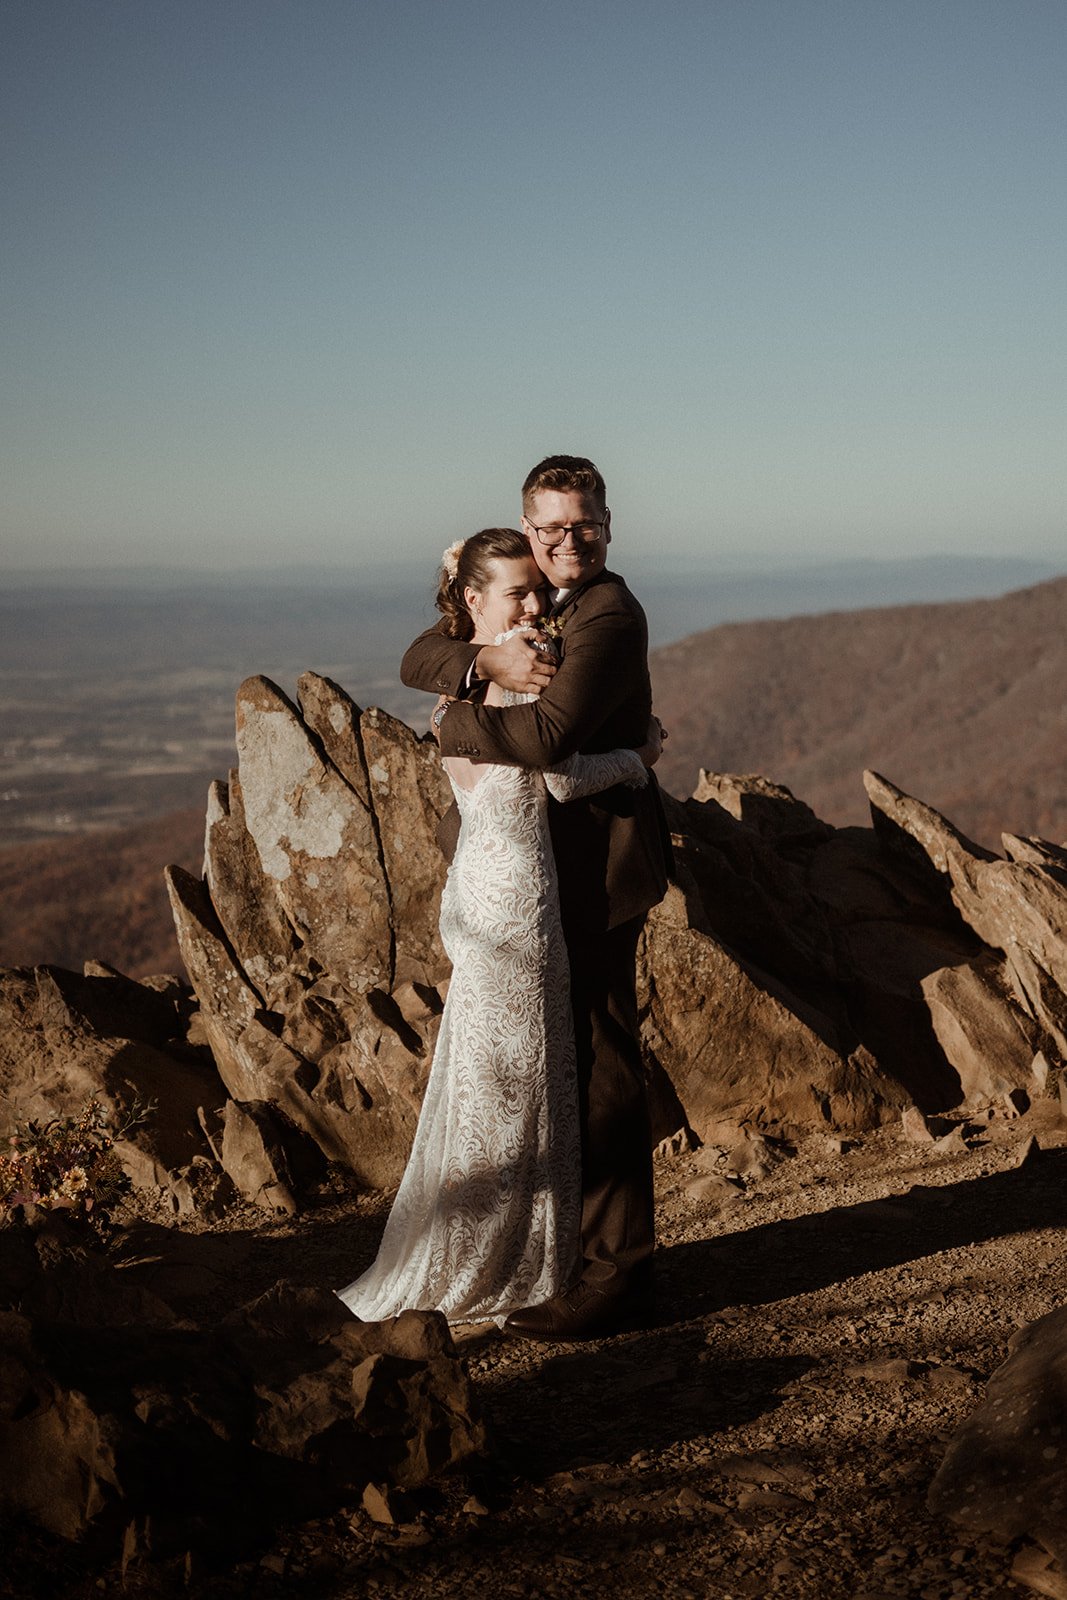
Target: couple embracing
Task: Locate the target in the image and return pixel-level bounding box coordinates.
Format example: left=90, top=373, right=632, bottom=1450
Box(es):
left=338, top=455, right=672, bottom=1341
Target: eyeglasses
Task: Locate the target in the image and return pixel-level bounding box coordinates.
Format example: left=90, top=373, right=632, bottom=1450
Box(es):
left=525, top=518, right=607, bottom=549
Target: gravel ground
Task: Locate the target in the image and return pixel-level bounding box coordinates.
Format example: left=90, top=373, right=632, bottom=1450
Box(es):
left=11, top=1105, right=1067, bottom=1600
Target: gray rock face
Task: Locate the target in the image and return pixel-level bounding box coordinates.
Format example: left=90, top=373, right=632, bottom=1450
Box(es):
left=235, top=675, right=396, bottom=996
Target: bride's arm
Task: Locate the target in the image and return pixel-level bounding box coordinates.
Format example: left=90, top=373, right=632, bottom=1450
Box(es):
left=543, top=748, right=648, bottom=803
left=541, top=714, right=661, bottom=801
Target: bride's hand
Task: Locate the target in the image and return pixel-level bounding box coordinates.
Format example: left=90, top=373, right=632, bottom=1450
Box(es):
left=474, top=628, right=557, bottom=694
left=637, top=715, right=665, bottom=768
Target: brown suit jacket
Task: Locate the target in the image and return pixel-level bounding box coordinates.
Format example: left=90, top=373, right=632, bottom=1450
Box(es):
left=400, top=568, right=672, bottom=938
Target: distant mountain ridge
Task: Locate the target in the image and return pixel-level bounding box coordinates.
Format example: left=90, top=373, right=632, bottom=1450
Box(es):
left=650, top=574, right=1067, bottom=847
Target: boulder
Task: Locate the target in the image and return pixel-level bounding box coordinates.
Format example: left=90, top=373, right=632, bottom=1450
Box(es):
left=929, top=1304, right=1067, bottom=1564
left=166, top=681, right=450, bottom=1189
left=165, top=670, right=1067, bottom=1182
left=921, top=953, right=1040, bottom=1106
left=0, top=1222, right=485, bottom=1554
left=638, top=883, right=904, bottom=1139
left=692, top=770, right=832, bottom=848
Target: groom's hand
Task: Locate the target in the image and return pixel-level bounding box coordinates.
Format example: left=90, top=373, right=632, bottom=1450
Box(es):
left=474, top=631, right=557, bottom=694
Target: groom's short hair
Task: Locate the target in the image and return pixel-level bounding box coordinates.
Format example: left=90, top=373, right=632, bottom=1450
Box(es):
left=522, top=455, right=606, bottom=514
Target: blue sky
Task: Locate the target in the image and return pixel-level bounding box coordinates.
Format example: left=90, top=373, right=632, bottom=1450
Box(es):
left=2, top=0, right=1064, bottom=574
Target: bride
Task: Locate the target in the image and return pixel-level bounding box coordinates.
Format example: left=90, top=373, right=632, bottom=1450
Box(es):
left=337, top=528, right=660, bottom=1325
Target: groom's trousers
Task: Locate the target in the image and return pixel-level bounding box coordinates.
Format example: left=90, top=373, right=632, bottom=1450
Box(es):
left=566, top=913, right=655, bottom=1294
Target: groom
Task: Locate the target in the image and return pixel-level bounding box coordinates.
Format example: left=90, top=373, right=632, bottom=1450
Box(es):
left=401, top=455, right=672, bottom=1338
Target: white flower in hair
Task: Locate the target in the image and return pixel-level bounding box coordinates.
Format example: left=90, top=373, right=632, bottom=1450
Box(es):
left=441, top=540, right=465, bottom=580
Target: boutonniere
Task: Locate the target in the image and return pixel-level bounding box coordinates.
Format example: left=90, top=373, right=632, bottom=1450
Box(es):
left=529, top=614, right=564, bottom=659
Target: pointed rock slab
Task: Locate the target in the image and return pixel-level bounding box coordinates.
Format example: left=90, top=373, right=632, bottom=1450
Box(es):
left=165, top=869, right=424, bottom=1182
left=165, top=865, right=263, bottom=1086
left=218, top=1100, right=298, bottom=1213
left=921, top=954, right=1039, bottom=1106
left=929, top=1304, right=1067, bottom=1562
left=298, top=672, right=371, bottom=810
left=166, top=873, right=332, bottom=1157
left=638, top=885, right=904, bottom=1138
left=947, top=855, right=1067, bottom=990
left=360, top=706, right=452, bottom=987
left=1002, top=945, right=1067, bottom=1060
left=204, top=771, right=299, bottom=1003
left=236, top=676, right=393, bottom=995
left=864, top=769, right=997, bottom=879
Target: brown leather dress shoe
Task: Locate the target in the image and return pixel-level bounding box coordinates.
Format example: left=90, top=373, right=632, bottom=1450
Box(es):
left=504, top=1279, right=653, bottom=1341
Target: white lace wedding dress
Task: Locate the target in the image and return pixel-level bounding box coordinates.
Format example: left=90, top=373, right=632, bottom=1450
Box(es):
left=337, top=716, right=647, bottom=1325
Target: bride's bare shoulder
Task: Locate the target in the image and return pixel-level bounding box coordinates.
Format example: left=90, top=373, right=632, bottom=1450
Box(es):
left=443, top=755, right=483, bottom=791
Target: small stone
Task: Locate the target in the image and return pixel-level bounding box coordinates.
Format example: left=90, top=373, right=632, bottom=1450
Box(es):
left=902, top=1106, right=935, bottom=1144
left=654, top=1127, right=697, bottom=1159
left=1032, top=1051, right=1052, bottom=1095
left=259, top=1554, right=286, bottom=1574
left=685, top=1173, right=743, bottom=1206
left=1011, top=1543, right=1067, bottom=1600
left=846, top=1358, right=928, bottom=1383
left=462, top=1495, right=489, bottom=1517
left=362, top=1483, right=397, bottom=1525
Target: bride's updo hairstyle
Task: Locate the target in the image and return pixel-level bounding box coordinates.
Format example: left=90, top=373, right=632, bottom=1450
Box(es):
left=436, top=528, right=532, bottom=640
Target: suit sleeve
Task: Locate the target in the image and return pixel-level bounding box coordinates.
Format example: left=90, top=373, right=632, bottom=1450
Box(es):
left=400, top=621, right=480, bottom=699
left=439, top=591, right=644, bottom=768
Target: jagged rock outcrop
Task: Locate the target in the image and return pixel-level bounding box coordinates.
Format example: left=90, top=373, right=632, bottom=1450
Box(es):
left=159, top=677, right=1067, bottom=1174
left=864, top=769, right=1067, bottom=1087
left=166, top=673, right=451, bottom=1190
left=0, top=1214, right=484, bottom=1552
left=7, top=669, right=1067, bottom=1199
